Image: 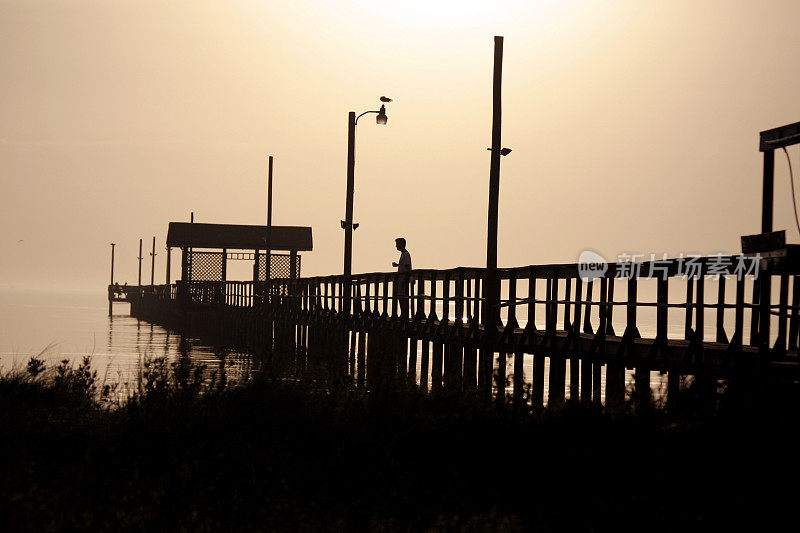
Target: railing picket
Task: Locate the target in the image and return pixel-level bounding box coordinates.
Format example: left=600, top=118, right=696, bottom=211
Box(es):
left=775, top=274, right=789, bottom=354
left=748, top=279, right=760, bottom=347
left=572, top=278, right=583, bottom=402
left=629, top=277, right=649, bottom=407
left=594, top=278, right=607, bottom=405
left=657, top=277, right=668, bottom=340
left=461, top=273, right=478, bottom=390
left=696, top=276, right=705, bottom=343
left=509, top=277, right=524, bottom=408
left=583, top=279, right=593, bottom=334
left=548, top=278, right=565, bottom=407
left=606, top=277, right=615, bottom=336
left=580, top=279, right=593, bottom=403
left=685, top=277, right=695, bottom=340
left=716, top=276, right=728, bottom=344
left=531, top=275, right=545, bottom=409
left=430, top=274, right=442, bottom=392
left=465, top=274, right=473, bottom=321
left=382, top=276, right=389, bottom=318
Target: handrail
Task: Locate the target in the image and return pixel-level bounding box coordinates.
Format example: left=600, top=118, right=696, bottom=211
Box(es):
left=128, top=253, right=800, bottom=354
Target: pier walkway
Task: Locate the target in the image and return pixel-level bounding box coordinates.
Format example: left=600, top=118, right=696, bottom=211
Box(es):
left=114, top=253, right=800, bottom=409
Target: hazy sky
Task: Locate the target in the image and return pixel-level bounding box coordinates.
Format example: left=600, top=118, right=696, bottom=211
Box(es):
left=2, top=0, right=799, bottom=291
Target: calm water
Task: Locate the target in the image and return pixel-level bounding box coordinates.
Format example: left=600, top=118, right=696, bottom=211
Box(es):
left=1, top=287, right=684, bottom=403
left=0, top=288, right=243, bottom=386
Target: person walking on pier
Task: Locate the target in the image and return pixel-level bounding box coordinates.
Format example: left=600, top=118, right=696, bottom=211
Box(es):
left=392, top=238, right=412, bottom=318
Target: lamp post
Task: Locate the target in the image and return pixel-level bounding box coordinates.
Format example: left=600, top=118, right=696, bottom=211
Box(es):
left=342, top=97, right=391, bottom=315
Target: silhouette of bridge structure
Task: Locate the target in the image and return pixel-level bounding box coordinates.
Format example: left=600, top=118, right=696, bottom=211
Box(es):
left=109, top=119, right=800, bottom=410
left=114, top=252, right=800, bottom=410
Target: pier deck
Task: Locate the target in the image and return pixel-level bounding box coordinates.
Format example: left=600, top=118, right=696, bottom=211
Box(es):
left=115, top=254, right=800, bottom=408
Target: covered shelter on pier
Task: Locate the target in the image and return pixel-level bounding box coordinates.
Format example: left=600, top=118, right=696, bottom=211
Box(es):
left=166, top=222, right=313, bottom=282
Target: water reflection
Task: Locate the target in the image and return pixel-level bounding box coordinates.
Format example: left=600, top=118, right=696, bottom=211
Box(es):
left=0, top=289, right=255, bottom=390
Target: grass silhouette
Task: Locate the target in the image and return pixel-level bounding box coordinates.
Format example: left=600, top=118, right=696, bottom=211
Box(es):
left=1, top=354, right=798, bottom=531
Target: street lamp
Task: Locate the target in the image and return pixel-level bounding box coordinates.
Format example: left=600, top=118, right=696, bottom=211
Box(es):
left=376, top=104, right=388, bottom=125
left=342, top=97, right=392, bottom=315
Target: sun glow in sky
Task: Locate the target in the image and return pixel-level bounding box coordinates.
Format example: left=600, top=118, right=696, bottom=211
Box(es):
left=1, top=0, right=799, bottom=291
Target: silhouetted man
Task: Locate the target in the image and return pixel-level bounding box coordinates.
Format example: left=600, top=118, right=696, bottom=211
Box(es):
left=392, top=238, right=412, bottom=318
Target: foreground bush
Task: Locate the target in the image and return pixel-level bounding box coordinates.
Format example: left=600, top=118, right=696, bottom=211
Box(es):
left=1, top=356, right=798, bottom=531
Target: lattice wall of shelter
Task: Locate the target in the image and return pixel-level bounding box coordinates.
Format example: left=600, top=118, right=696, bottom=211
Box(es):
left=258, top=253, right=299, bottom=280
left=189, top=251, right=224, bottom=281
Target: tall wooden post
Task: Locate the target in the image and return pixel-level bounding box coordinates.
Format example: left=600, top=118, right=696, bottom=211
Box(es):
left=758, top=148, right=775, bottom=372
left=110, top=243, right=116, bottom=285
left=189, top=211, right=194, bottom=276
left=138, top=238, right=143, bottom=287
left=762, top=149, right=775, bottom=233
left=759, top=148, right=773, bottom=376
left=150, top=236, right=156, bottom=286
left=109, top=242, right=115, bottom=316
left=266, top=155, right=273, bottom=282
left=485, top=35, right=503, bottom=316
left=481, top=36, right=504, bottom=399
left=165, top=247, right=171, bottom=284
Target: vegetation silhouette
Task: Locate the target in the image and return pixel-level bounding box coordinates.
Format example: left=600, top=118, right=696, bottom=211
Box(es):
left=1, top=353, right=798, bottom=531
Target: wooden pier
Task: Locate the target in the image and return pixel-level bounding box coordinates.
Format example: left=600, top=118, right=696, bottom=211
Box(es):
left=115, top=252, right=800, bottom=410
left=110, top=119, right=800, bottom=409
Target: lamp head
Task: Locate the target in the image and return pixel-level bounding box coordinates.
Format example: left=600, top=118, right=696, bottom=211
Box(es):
left=376, top=104, right=388, bottom=125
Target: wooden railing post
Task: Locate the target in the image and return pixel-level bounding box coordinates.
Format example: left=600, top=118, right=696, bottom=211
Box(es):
left=531, top=276, right=545, bottom=409
left=571, top=278, right=583, bottom=402
left=462, top=271, right=478, bottom=390
left=580, top=279, right=593, bottom=403
left=547, top=278, right=565, bottom=407
left=430, top=275, right=443, bottom=393
left=509, top=276, right=525, bottom=410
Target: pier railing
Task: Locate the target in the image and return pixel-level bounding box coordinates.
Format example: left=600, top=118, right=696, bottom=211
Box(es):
left=126, top=254, right=800, bottom=408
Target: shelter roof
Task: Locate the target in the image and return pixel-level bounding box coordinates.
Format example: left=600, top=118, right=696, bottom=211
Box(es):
left=166, top=222, right=312, bottom=251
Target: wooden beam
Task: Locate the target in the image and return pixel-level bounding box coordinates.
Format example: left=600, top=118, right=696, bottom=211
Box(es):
left=760, top=120, right=800, bottom=151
